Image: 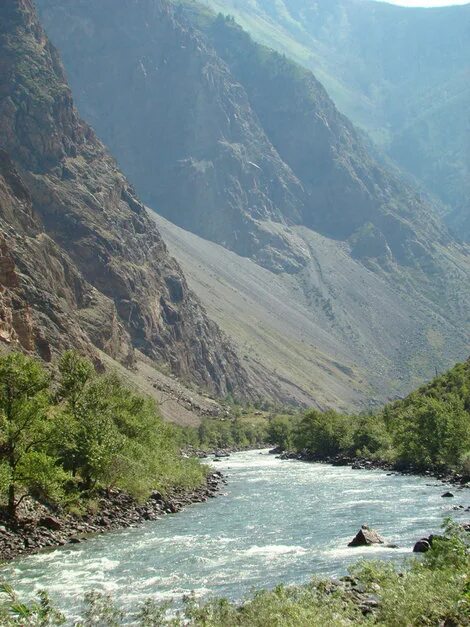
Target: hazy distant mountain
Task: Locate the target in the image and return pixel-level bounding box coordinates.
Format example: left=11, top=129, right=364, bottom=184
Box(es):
left=36, top=0, right=470, bottom=408
left=200, top=0, right=470, bottom=238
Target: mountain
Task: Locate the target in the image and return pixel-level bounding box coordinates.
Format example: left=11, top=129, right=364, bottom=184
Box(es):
left=198, top=0, right=470, bottom=238
left=36, top=0, right=470, bottom=408
left=0, top=0, right=254, bottom=402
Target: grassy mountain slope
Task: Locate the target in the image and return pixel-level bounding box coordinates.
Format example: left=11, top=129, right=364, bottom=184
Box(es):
left=0, top=0, right=254, bottom=402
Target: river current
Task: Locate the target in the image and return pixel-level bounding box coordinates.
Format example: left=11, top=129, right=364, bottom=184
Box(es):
left=2, top=450, right=469, bottom=618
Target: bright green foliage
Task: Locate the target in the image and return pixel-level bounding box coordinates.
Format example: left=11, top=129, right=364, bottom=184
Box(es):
left=267, top=415, right=296, bottom=451
left=391, top=394, right=470, bottom=469
left=350, top=413, right=391, bottom=458
left=0, top=353, right=65, bottom=518
left=288, top=358, right=470, bottom=475
left=193, top=416, right=268, bottom=451
left=0, top=351, right=208, bottom=516
left=53, top=353, right=208, bottom=499
left=0, top=582, right=65, bottom=626
left=294, top=410, right=353, bottom=457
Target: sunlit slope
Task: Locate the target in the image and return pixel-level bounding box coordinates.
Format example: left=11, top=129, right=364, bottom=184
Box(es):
left=153, top=213, right=469, bottom=410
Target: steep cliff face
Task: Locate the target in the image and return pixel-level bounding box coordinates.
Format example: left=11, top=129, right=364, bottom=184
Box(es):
left=35, top=0, right=470, bottom=405
left=38, top=0, right=449, bottom=273
left=0, top=0, right=253, bottom=400
left=0, top=150, right=126, bottom=363
left=205, top=16, right=446, bottom=268
left=201, top=0, right=470, bottom=240
left=37, top=0, right=311, bottom=273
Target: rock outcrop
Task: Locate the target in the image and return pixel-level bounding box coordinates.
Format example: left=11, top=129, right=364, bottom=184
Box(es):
left=0, top=0, right=253, bottom=400
left=348, top=525, right=385, bottom=547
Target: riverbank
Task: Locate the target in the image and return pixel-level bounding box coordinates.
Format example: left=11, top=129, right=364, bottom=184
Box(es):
left=0, top=471, right=225, bottom=563
left=273, top=448, right=470, bottom=488
left=2, top=449, right=469, bottom=621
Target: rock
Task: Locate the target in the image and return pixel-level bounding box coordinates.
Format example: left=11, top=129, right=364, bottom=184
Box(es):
left=348, top=525, right=385, bottom=547
left=0, top=0, right=254, bottom=405
left=413, top=538, right=431, bottom=553
left=38, top=516, right=62, bottom=531
left=441, top=491, right=454, bottom=498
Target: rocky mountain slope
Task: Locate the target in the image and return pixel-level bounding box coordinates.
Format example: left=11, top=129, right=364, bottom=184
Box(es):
left=199, top=0, right=470, bottom=238
left=35, top=0, right=470, bottom=407
left=0, top=0, right=254, bottom=402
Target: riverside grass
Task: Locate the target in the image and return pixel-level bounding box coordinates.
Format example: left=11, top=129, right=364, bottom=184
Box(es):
left=0, top=521, right=468, bottom=625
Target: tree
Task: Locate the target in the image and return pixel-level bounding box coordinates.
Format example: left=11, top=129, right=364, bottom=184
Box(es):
left=294, top=410, right=353, bottom=456
left=393, top=394, right=470, bottom=469
left=0, top=353, right=64, bottom=518
left=268, top=415, right=294, bottom=450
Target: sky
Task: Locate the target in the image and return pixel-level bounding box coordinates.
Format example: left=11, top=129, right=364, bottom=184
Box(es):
left=376, top=0, right=468, bottom=5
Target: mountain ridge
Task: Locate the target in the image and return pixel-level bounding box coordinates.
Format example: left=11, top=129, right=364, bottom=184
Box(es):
left=199, top=0, right=470, bottom=237
left=35, top=0, right=470, bottom=407
left=0, top=0, right=255, bottom=402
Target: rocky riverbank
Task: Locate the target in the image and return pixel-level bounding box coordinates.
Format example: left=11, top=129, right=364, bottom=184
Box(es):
left=272, top=448, right=470, bottom=487
left=0, top=472, right=225, bottom=563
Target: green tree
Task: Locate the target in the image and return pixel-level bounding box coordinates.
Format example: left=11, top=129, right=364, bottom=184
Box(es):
left=294, top=409, right=353, bottom=456
left=268, top=415, right=294, bottom=450
left=0, top=353, right=64, bottom=518
left=393, top=394, right=470, bottom=469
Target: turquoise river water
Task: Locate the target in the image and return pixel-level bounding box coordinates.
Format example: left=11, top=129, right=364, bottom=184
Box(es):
left=2, top=449, right=469, bottom=619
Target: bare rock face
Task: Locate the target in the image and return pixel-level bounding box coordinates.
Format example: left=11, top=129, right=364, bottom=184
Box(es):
left=348, top=525, right=385, bottom=547
left=0, top=0, right=253, bottom=400
left=37, top=0, right=449, bottom=272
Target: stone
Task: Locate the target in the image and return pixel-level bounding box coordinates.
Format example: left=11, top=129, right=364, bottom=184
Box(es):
left=413, top=538, right=431, bottom=553
left=348, top=525, right=385, bottom=547
left=441, top=491, right=454, bottom=498
left=38, top=516, right=62, bottom=531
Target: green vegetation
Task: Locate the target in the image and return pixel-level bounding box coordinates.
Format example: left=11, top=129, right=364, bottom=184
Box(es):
left=1, top=520, right=468, bottom=625
left=0, top=351, right=208, bottom=519
left=181, top=412, right=270, bottom=451
left=270, top=359, right=470, bottom=476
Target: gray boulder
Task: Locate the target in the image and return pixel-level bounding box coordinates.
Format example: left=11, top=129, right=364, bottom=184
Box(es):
left=348, top=525, right=385, bottom=547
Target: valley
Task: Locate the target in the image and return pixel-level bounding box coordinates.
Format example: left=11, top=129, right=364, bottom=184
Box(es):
left=0, top=0, right=469, bottom=625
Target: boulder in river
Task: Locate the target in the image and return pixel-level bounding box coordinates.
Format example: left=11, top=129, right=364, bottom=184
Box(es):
left=348, top=525, right=385, bottom=547
left=441, top=491, right=454, bottom=498
left=413, top=538, right=431, bottom=553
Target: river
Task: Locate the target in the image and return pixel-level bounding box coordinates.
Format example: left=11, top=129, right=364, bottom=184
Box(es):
left=2, top=450, right=469, bottom=619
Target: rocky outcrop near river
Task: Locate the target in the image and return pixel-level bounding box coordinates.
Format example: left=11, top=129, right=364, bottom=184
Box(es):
left=0, top=472, right=225, bottom=562
left=0, top=0, right=254, bottom=402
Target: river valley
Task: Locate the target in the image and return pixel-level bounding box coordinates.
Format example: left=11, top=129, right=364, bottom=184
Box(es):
left=2, top=450, right=469, bottom=620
